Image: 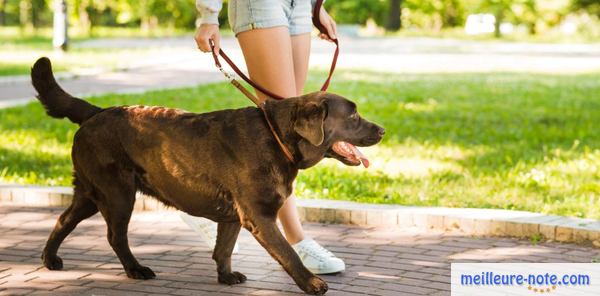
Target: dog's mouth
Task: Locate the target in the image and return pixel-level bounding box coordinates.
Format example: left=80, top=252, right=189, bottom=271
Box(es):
left=331, top=141, right=369, bottom=168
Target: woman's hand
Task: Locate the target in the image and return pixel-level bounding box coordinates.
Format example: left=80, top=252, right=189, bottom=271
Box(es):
left=318, top=7, right=337, bottom=42
left=195, top=24, right=221, bottom=53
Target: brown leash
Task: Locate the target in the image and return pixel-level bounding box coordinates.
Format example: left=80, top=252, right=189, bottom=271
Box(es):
left=209, top=0, right=337, bottom=163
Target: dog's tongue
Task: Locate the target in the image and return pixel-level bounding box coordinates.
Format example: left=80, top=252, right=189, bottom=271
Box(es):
left=347, top=142, right=370, bottom=168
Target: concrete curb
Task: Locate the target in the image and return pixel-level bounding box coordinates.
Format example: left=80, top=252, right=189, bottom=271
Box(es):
left=1, top=184, right=599, bottom=246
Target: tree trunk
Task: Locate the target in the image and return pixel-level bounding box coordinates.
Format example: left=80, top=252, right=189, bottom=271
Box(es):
left=0, top=0, right=7, bottom=26
left=494, top=11, right=503, bottom=38
left=385, top=0, right=402, bottom=31
left=31, top=0, right=45, bottom=30
left=78, top=0, right=92, bottom=35
left=528, top=21, right=537, bottom=35
left=53, top=0, right=69, bottom=51
left=19, top=0, right=32, bottom=30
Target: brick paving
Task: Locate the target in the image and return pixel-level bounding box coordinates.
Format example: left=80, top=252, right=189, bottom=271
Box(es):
left=0, top=204, right=598, bottom=296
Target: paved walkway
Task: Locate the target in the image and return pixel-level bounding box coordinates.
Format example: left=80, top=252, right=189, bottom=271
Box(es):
left=0, top=204, right=598, bottom=296
left=3, top=36, right=600, bottom=108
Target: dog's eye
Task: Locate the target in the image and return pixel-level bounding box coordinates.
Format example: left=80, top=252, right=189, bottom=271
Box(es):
left=349, top=112, right=358, bottom=119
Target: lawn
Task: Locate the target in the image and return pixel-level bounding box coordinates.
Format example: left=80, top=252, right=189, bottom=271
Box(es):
left=0, top=26, right=201, bottom=77
left=1, top=70, right=599, bottom=219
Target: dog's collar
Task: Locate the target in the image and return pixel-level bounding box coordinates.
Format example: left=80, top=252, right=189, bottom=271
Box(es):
left=260, top=103, right=295, bottom=164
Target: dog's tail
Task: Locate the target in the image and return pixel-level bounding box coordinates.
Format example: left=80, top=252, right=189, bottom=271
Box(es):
left=31, top=57, right=102, bottom=125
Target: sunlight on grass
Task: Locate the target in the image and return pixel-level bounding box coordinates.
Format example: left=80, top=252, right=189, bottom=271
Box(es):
left=1, top=130, right=71, bottom=156
left=337, top=144, right=471, bottom=178
left=0, top=26, right=196, bottom=76
left=0, top=48, right=180, bottom=76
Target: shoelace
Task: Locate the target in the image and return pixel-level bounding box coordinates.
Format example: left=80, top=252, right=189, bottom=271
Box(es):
left=299, top=240, right=334, bottom=260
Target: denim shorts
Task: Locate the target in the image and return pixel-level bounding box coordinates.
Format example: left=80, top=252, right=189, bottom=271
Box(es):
left=228, top=0, right=312, bottom=36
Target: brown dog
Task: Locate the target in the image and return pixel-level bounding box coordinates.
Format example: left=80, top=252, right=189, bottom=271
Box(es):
left=31, top=57, right=384, bottom=295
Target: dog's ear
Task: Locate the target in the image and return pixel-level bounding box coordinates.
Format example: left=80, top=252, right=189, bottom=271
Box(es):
left=294, top=101, right=327, bottom=146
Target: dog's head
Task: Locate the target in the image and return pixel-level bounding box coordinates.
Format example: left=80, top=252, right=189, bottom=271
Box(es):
left=272, top=92, right=384, bottom=169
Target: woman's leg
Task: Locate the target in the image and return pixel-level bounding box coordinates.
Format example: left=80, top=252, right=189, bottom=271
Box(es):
left=236, top=26, right=297, bottom=99
left=237, top=25, right=345, bottom=275
left=290, top=33, right=311, bottom=94
left=276, top=32, right=313, bottom=244
left=237, top=28, right=311, bottom=245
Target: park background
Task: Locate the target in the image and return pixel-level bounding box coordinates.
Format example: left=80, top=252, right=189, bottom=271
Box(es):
left=1, top=0, right=599, bottom=220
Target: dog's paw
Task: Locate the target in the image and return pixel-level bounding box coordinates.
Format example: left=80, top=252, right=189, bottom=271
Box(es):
left=218, top=271, right=247, bottom=285
left=125, top=265, right=156, bottom=280
left=302, top=276, right=328, bottom=295
left=42, top=254, right=63, bottom=270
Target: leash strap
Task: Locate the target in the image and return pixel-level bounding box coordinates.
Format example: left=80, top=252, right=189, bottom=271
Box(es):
left=260, top=106, right=295, bottom=162
left=210, top=41, right=295, bottom=163
left=210, top=46, right=284, bottom=101
left=312, top=0, right=339, bottom=91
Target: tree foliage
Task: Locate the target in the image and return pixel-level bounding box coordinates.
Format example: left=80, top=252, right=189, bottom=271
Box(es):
left=324, top=0, right=387, bottom=25
left=0, top=0, right=597, bottom=36
left=403, top=0, right=466, bottom=29
left=572, top=0, right=600, bottom=17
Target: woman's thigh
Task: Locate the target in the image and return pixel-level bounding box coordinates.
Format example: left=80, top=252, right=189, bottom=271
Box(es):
left=232, top=0, right=312, bottom=98
left=237, top=26, right=298, bottom=99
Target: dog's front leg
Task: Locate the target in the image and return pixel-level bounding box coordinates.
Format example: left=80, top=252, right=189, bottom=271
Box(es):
left=213, top=221, right=246, bottom=285
left=242, top=214, right=328, bottom=295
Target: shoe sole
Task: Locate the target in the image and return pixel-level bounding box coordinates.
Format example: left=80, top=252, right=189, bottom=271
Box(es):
left=179, top=212, right=239, bottom=253
left=309, top=266, right=345, bottom=275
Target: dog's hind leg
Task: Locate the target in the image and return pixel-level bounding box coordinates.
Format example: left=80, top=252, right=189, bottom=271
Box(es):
left=213, top=222, right=246, bottom=285
left=93, top=173, right=156, bottom=280
left=42, top=179, right=98, bottom=270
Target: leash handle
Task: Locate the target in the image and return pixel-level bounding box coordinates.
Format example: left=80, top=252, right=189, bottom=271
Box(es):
left=312, top=0, right=339, bottom=91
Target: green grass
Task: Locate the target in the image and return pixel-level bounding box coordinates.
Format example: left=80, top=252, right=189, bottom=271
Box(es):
left=0, top=26, right=202, bottom=76
left=0, top=62, right=53, bottom=77
left=1, top=70, right=599, bottom=219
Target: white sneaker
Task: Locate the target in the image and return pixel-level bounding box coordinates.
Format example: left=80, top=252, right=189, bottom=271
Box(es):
left=179, top=212, right=239, bottom=253
left=292, top=238, right=345, bottom=274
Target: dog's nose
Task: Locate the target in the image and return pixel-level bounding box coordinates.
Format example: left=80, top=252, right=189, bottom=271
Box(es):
left=378, top=128, right=385, bottom=136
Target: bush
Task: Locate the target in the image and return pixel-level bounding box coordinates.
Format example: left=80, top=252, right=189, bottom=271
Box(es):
left=324, top=0, right=387, bottom=25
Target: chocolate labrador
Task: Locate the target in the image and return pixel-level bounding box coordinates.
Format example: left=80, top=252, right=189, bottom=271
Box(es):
left=31, top=57, right=384, bottom=295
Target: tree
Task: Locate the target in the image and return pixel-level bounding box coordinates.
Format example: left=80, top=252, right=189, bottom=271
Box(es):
left=324, top=0, right=387, bottom=25
left=403, top=0, right=466, bottom=31
left=479, top=0, right=514, bottom=37
left=518, top=0, right=538, bottom=35
left=572, top=0, right=600, bottom=17
left=53, top=0, right=68, bottom=51
left=31, top=0, right=46, bottom=28
left=19, top=0, right=32, bottom=29
left=441, top=0, right=465, bottom=27
left=0, top=0, right=7, bottom=25
left=386, top=0, right=402, bottom=31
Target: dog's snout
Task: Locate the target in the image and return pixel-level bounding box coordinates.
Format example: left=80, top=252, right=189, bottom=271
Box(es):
left=378, top=127, right=385, bottom=136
